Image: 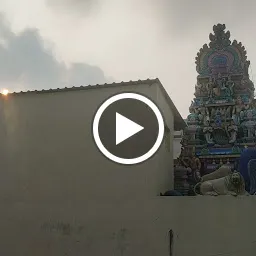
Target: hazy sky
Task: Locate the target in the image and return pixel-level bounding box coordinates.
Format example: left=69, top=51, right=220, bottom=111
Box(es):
left=0, top=0, right=256, bottom=117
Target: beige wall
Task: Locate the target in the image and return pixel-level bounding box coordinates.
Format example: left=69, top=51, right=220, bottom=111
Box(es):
left=0, top=82, right=174, bottom=203
left=0, top=196, right=255, bottom=255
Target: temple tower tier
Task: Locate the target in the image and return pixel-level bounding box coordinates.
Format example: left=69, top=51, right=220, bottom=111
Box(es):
left=176, top=24, right=256, bottom=194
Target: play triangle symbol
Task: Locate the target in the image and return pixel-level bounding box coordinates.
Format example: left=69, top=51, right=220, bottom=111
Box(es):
left=116, top=112, right=144, bottom=145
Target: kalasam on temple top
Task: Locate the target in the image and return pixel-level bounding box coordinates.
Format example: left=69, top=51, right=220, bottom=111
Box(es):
left=174, top=24, right=256, bottom=196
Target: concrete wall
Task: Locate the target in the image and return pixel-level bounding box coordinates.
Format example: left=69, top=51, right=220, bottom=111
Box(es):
left=1, top=196, right=256, bottom=255
left=0, top=82, right=174, bottom=201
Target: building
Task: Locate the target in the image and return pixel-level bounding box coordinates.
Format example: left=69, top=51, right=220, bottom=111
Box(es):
left=0, top=78, right=185, bottom=199
left=0, top=78, right=189, bottom=255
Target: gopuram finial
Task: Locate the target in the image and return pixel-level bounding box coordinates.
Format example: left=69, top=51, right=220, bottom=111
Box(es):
left=209, top=24, right=231, bottom=50
left=196, top=24, right=250, bottom=77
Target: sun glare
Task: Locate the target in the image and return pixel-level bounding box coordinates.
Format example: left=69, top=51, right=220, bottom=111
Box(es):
left=2, top=89, right=9, bottom=95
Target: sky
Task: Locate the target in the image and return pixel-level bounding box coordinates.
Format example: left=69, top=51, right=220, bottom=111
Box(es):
left=0, top=0, right=256, bottom=118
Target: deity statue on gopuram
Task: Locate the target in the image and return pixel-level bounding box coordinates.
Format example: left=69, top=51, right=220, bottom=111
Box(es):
left=174, top=24, right=256, bottom=195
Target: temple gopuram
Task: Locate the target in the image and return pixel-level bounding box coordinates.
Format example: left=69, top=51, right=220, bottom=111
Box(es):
left=175, top=24, right=256, bottom=195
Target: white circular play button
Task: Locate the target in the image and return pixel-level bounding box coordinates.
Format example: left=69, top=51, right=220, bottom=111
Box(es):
left=92, top=92, right=165, bottom=165
left=115, top=112, right=144, bottom=145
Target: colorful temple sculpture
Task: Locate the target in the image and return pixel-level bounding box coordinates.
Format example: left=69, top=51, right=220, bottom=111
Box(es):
left=174, top=24, right=256, bottom=195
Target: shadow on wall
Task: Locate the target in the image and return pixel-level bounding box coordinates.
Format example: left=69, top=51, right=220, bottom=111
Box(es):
left=169, top=229, right=174, bottom=256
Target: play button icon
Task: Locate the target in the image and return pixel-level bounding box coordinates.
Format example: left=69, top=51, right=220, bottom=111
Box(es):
left=116, top=113, right=144, bottom=145
left=92, top=92, right=165, bottom=165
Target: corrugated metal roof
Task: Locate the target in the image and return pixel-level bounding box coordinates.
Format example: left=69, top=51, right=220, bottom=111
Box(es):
left=2, top=79, right=158, bottom=95
left=1, top=78, right=186, bottom=129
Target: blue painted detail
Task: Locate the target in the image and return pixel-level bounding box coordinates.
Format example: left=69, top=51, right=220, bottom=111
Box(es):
left=194, top=98, right=204, bottom=106
left=197, top=147, right=245, bottom=156
left=239, top=148, right=256, bottom=192
left=240, top=94, right=250, bottom=103
left=212, top=55, right=228, bottom=66
left=239, top=149, right=256, bottom=176
left=248, top=159, right=256, bottom=194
